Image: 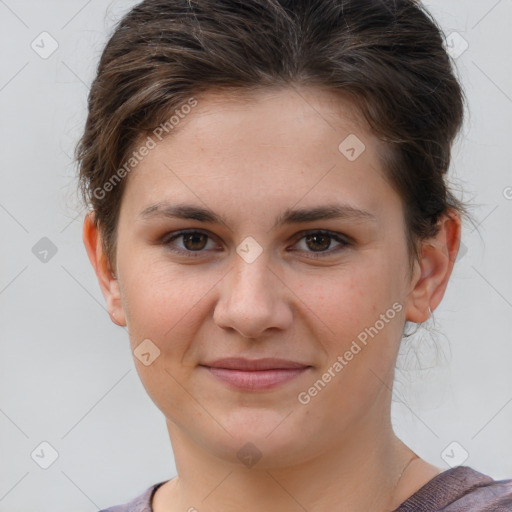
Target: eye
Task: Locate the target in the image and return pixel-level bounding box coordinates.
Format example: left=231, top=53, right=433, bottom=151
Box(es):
left=160, top=229, right=350, bottom=258
left=161, top=230, right=219, bottom=256
left=291, top=230, right=350, bottom=259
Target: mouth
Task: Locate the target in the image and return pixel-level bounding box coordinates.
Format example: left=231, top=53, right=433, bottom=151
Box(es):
left=199, top=357, right=312, bottom=391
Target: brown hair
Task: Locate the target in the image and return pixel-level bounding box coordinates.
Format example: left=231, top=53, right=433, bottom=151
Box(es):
left=76, top=0, right=470, bottom=276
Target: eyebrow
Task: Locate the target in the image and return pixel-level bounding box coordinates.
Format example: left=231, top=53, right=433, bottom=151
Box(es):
left=139, top=202, right=377, bottom=229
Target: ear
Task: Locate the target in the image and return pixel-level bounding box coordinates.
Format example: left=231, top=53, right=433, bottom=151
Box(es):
left=82, top=211, right=127, bottom=327
left=404, top=210, right=461, bottom=323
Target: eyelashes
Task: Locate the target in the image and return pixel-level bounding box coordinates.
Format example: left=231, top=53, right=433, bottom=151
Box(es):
left=160, top=229, right=351, bottom=259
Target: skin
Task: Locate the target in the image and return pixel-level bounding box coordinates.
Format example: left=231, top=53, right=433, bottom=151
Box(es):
left=83, top=86, right=461, bottom=512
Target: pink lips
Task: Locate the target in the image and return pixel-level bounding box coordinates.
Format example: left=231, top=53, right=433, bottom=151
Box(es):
left=200, top=357, right=311, bottom=391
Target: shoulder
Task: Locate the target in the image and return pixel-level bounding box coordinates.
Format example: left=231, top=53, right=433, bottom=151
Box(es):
left=97, top=481, right=168, bottom=512
left=450, top=469, right=512, bottom=511
left=395, top=466, right=512, bottom=511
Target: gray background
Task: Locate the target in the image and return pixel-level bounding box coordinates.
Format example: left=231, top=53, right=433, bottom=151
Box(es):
left=0, top=1, right=511, bottom=510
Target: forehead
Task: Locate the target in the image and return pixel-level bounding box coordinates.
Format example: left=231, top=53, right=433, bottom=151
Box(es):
left=119, top=86, right=398, bottom=225
left=183, top=86, right=372, bottom=150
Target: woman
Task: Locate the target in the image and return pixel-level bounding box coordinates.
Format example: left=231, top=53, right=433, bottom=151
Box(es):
left=76, top=0, right=512, bottom=510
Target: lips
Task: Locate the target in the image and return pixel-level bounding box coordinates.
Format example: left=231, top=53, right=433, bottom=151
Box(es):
left=199, top=358, right=312, bottom=391
left=200, top=357, right=310, bottom=371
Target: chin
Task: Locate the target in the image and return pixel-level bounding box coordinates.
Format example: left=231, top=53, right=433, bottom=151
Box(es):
left=201, top=412, right=314, bottom=469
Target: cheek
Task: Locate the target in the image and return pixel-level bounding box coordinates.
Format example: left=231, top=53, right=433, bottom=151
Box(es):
left=122, top=265, right=212, bottom=345
left=298, top=268, right=404, bottom=422
left=296, top=258, right=406, bottom=407
left=118, top=262, right=214, bottom=413
left=297, top=257, right=403, bottom=337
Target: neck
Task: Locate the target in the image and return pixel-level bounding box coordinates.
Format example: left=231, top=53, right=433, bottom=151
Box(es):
left=156, top=411, right=421, bottom=512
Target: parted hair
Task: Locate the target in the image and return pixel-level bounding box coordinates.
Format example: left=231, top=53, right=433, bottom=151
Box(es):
left=76, top=0, right=468, bottom=275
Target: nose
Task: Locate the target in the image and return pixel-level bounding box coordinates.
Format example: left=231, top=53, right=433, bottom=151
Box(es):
left=213, top=254, right=293, bottom=339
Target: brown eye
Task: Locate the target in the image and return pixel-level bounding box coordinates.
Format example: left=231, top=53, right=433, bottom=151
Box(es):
left=162, top=230, right=217, bottom=256
left=304, top=233, right=332, bottom=252
left=293, top=230, right=350, bottom=258
left=181, top=232, right=208, bottom=251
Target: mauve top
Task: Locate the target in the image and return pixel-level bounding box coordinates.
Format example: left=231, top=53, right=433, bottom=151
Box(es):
left=97, top=465, right=512, bottom=512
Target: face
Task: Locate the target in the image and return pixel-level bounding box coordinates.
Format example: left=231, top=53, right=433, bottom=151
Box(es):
left=89, top=86, right=435, bottom=468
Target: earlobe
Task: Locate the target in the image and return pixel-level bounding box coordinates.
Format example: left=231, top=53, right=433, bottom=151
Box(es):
left=109, top=309, right=125, bottom=327
left=404, top=211, right=461, bottom=324
left=82, top=212, right=127, bottom=327
left=105, top=280, right=127, bottom=327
